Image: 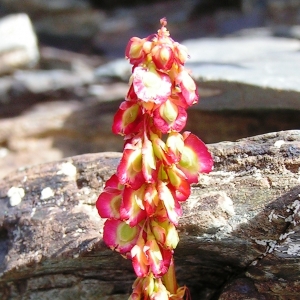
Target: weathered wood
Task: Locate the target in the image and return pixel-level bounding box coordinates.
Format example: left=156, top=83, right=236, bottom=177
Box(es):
left=0, top=130, right=299, bottom=299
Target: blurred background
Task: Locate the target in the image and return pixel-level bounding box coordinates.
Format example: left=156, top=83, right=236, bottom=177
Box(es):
left=0, top=0, right=299, bottom=178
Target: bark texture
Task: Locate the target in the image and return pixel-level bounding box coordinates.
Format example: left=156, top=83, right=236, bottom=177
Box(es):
left=0, top=130, right=299, bottom=299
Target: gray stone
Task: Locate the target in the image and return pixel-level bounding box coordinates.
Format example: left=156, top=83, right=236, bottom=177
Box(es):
left=12, top=69, right=94, bottom=94
left=0, top=14, right=39, bottom=75
left=0, top=0, right=90, bottom=13
left=183, top=36, right=300, bottom=111
left=0, top=130, right=299, bottom=299
left=94, top=58, right=131, bottom=82
left=34, top=9, right=106, bottom=40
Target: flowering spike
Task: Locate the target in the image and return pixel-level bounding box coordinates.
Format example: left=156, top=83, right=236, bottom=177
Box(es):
left=96, top=18, right=213, bottom=299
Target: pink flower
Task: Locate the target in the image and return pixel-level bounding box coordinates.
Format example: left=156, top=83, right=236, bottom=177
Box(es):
left=151, top=133, right=177, bottom=166
left=151, top=278, right=170, bottom=300
left=103, top=219, right=140, bottom=255
left=96, top=174, right=123, bottom=219
left=150, top=219, right=179, bottom=249
left=157, top=181, right=182, bottom=225
left=121, top=185, right=147, bottom=226
left=131, top=236, right=150, bottom=277
left=153, top=99, right=187, bottom=133
left=151, top=44, right=174, bottom=71
left=166, top=166, right=191, bottom=202
left=174, top=43, right=189, bottom=65
left=96, top=189, right=121, bottom=219
left=112, top=101, right=142, bottom=136
left=144, top=236, right=173, bottom=277
left=142, top=137, right=158, bottom=183
left=126, top=37, right=147, bottom=65
left=117, top=136, right=145, bottom=189
left=132, top=67, right=172, bottom=104
left=175, top=70, right=198, bottom=107
left=178, top=132, right=213, bottom=183
left=144, top=183, right=159, bottom=216
left=165, top=132, right=184, bottom=162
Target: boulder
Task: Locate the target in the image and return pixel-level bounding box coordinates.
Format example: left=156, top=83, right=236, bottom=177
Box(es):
left=0, top=0, right=90, bottom=14
left=0, top=14, right=39, bottom=75
left=0, top=130, right=299, bottom=299
left=184, top=35, right=300, bottom=111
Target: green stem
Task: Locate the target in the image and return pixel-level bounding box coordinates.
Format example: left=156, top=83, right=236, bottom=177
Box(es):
left=162, top=257, right=178, bottom=294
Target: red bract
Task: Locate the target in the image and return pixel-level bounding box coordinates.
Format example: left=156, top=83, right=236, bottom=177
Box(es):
left=144, top=183, right=159, bottom=216
left=112, top=101, right=142, bottom=136
left=103, top=219, right=140, bottom=255
left=178, top=132, right=213, bottom=183
left=157, top=181, right=182, bottom=225
left=142, top=138, right=158, bottom=183
left=152, top=44, right=175, bottom=71
left=117, top=137, right=145, bottom=189
left=126, top=37, right=147, bottom=65
left=174, top=43, right=189, bottom=65
left=96, top=18, right=213, bottom=299
left=144, top=236, right=173, bottom=277
left=96, top=189, right=121, bottom=219
left=153, top=99, right=187, bottom=133
left=132, top=67, right=172, bottom=104
left=96, top=174, right=123, bottom=219
left=175, top=70, right=199, bottom=107
left=152, top=134, right=178, bottom=166
left=121, top=186, right=147, bottom=226
left=131, top=237, right=150, bottom=277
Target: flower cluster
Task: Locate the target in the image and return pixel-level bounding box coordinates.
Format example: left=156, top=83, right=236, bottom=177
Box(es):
left=96, top=18, right=213, bottom=299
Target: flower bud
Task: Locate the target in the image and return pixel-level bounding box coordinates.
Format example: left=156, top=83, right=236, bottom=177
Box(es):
left=153, top=100, right=187, bottom=133
left=175, top=70, right=198, bottom=107
left=174, top=43, right=189, bottom=65
left=152, top=44, right=174, bottom=71
left=126, top=37, right=147, bottom=65
left=112, top=101, right=142, bottom=136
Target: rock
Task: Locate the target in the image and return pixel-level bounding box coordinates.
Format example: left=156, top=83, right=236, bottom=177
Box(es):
left=0, top=0, right=90, bottom=14
left=184, top=35, right=300, bottom=111
left=0, top=69, right=94, bottom=117
left=0, top=45, right=102, bottom=116
left=94, top=58, right=131, bottom=82
left=34, top=9, right=106, bottom=40
left=0, top=130, right=299, bottom=299
left=0, top=14, right=39, bottom=75
left=0, top=97, right=124, bottom=179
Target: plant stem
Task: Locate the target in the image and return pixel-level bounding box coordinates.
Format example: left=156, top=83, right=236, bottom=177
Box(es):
left=162, top=257, right=178, bottom=294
